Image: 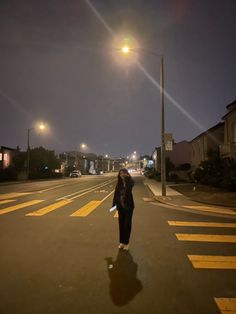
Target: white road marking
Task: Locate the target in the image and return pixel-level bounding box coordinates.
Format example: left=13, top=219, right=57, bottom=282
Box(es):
left=56, top=179, right=115, bottom=201
left=37, top=184, right=66, bottom=193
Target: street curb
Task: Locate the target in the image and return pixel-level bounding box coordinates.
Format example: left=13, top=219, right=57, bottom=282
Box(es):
left=155, top=195, right=236, bottom=211
left=145, top=183, right=236, bottom=218
left=181, top=197, right=236, bottom=209
left=145, top=180, right=236, bottom=209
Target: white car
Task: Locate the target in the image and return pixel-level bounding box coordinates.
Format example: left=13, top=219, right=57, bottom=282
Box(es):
left=70, top=170, right=82, bottom=178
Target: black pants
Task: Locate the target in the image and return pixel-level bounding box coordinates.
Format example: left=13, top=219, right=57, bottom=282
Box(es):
left=118, top=207, right=133, bottom=245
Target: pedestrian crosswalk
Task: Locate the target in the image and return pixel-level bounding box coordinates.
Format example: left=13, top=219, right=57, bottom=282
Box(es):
left=176, top=233, right=236, bottom=243
left=187, top=255, right=236, bottom=269
left=168, top=219, right=236, bottom=314
left=26, top=199, right=72, bottom=216
left=168, top=220, right=236, bottom=269
left=0, top=192, right=32, bottom=200
left=0, top=199, right=16, bottom=205
left=168, top=221, right=236, bottom=228
left=0, top=197, right=118, bottom=218
left=0, top=200, right=44, bottom=215
left=215, top=298, right=236, bottom=314
left=70, top=200, right=102, bottom=217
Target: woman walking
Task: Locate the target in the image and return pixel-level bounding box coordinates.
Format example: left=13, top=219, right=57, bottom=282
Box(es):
left=112, top=168, right=135, bottom=251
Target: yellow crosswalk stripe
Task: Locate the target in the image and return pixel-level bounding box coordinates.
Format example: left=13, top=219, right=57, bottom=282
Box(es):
left=26, top=199, right=72, bottom=216
left=168, top=221, right=236, bottom=228
left=0, top=192, right=31, bottom=200
left=0, top=200, right=43, bottom=215
left=176, top=234, right=236, bottom=243
left=0, top=199, right=16, bottom=205
left=114, top=211, right=118, bottom=218
left=183, top=205, right=236, bottom=215
left=188, top=255, right=236, bottom=269
left=215, top=298, right=236, bottom=313
left=70, top=200, right=101, bottom=217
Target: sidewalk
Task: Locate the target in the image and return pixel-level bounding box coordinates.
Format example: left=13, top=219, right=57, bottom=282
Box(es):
left=144, top=178, right=236, bottom=217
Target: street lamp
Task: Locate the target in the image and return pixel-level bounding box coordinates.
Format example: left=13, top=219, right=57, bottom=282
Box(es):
left=121, top=46, right=166, bottom=196
left=81, top=143, right=87, bottom=150
left=27, top=123, right=46, bottom=180
left=122, top=46, right=130, bottom=54
left=80, top=143, right=89, bottom=173
left=104, top=154, right=110, bottom=172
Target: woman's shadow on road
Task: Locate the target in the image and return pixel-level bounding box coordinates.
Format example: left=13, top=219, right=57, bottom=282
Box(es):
left=105, top=250, right=143, bottom=306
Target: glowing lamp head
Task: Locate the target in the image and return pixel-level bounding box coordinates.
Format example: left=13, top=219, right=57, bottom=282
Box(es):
left=122, top=46, right=130, bottom=54
left=39, top=124, right=45, bottom=130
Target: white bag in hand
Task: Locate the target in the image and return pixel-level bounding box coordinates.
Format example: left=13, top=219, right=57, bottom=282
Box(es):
left=109, top=205, right=117, bottom=212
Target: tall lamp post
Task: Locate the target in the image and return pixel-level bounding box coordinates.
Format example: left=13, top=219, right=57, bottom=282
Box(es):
left=121, top=46, right=166, bottom=196
left=27, top=123, right=46, bottom=180
left=80, top=143, right=88, bottom=174
left=160, top=55, right=166, bottom=196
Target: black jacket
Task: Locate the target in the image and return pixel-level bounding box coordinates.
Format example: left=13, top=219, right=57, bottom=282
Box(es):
left=112, top=177, right=135, bottom=210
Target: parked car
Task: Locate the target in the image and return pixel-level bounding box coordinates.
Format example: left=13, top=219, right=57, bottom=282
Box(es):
left=69, top=170, right=82, bottom=178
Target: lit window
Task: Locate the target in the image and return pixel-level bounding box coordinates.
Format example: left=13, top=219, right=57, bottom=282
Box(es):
left=0, top=153, right=2, bottom=161
left=4, top=153, right=8, bottom=161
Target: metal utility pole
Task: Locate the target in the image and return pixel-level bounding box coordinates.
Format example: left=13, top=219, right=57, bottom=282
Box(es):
left=160, top=55, right=166, bottom=196
left=26, top=128, right=30, bottom=180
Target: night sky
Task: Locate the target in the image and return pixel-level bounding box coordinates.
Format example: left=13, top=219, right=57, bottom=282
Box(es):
left=0, top=0, right=235, bottom=157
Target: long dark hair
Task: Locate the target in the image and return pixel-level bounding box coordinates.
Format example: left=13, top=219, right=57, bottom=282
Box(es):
left=117, top=168, right=132, bottom=189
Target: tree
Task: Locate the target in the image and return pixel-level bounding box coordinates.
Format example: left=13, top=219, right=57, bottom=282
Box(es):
left=29, top=147, right=60, bottom=179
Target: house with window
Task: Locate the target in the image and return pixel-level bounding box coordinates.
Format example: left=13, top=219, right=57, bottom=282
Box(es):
left=190, top=122, right=224, bottom=168
left=220, top=100, right=236, bottom=161
left=0, top=146, right=19, bottom=170
left=152, top=140, right=191, bottom=171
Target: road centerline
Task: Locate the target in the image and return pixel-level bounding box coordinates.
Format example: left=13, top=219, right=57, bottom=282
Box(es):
left=57, top=179, right=115, bottom=201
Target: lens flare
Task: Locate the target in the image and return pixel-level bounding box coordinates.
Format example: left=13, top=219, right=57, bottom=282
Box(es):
left=84, top=0, right=215, bottom=139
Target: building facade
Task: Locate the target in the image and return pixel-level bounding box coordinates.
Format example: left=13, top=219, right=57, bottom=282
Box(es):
left=152, top=140, right=191, bottom=171
left=220, top=100, right=236, bottom=161
left=190, top=123, right=224, bottom=168
left=166, top=140, right=191, bottom=166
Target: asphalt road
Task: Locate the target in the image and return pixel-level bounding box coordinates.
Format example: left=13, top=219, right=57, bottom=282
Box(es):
left=0, top=174, right=235, bottom=314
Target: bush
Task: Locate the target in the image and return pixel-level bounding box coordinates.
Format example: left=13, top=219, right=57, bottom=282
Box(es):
left=168, top=173, right=179, bottom=183
left=177, top=163, right=191, bottom=171
left=0, top=166, right=18, bottom=181
left=144, top=168, right=159, bottom=179
left=194, top=151, right=236, bottom=191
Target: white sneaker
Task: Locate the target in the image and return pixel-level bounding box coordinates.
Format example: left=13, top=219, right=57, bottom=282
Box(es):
left=123, top=244, right=129, bottom=251
left=118, top=243, right=125, bottom=249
